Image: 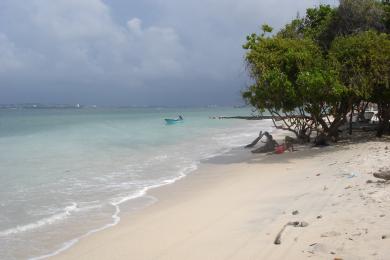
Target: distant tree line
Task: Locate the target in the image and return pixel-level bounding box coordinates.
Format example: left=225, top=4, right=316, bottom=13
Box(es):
left=242, top=0, right=390, bottom=141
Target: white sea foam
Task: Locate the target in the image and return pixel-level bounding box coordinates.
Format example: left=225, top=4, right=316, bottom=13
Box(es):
left=30, top=162, right=199, bottom=260
left=0, top=203, right=78, bottom=236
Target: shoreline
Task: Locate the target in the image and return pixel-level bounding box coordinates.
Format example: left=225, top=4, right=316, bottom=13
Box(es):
left=0, top=115, right=271, bottom=259
left=29, top=124, right=276, bottom=260
left=53, top=136, right=390, bottom=259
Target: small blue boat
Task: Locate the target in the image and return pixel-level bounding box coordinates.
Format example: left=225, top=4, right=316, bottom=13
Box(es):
left=164, top=116, right=183, bottom=125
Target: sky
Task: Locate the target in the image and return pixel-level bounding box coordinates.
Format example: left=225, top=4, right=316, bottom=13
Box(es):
left=0, top=0, right=334, bottom=106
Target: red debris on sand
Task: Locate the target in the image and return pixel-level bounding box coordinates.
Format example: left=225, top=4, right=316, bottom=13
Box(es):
left=275, top=145, right=286, bottom=154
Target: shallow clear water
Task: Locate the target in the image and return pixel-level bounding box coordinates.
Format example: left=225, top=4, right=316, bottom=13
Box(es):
left=0, top=107, right=272, bottom=259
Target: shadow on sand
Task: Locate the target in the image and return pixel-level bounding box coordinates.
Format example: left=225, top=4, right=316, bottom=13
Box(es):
left=202, top=132, right=390, bottom=166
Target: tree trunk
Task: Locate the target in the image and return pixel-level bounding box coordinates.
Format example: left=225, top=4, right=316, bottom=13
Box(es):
left=349, top=109, right=353, bottom=135
left=245, top=131, right=264, bottom=148
left=251, top=132, right=279, bottom=153
left=357, top=102, right=369, bottom=122
left=377, top=104, right=390, bottom=137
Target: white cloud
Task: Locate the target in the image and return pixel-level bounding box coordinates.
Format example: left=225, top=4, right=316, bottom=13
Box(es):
left=0, top=0, right=186, bottom=86
left=127, top=18, right=142, bottom=35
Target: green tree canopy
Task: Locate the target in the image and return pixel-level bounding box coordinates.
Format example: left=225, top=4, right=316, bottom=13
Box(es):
left=329, top=31, right=390, bottom=101
left=243, top=0, right=390, bottom=140
left=243, top=34, right=347, bottom=140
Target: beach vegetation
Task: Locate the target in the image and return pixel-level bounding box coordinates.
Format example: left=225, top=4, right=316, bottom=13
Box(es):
left=243, top=0, right=390, bottom=141
left=329, top=31, right=390, bottom=136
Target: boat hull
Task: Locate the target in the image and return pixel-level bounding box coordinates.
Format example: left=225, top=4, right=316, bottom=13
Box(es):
left=164, top=118, right=183, bottom=124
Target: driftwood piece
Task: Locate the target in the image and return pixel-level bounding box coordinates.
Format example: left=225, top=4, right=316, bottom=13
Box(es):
left=252, top=132, right=279, bottom=153
left=274, top=224, right=288, bottom=245
left=274, top=221, right=309, bottom=245
left=246, top=132, right=296, bottom=154
left=245, top=131, right=264, bottom=148
left=373, top=171, right=390, bottom=181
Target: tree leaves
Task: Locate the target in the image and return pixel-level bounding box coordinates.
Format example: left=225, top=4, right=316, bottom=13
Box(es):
left=242, top=0, right=390, bottom=139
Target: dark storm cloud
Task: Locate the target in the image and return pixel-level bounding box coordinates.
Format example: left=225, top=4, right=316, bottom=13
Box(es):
left=0, top=0, right=334, bottom=106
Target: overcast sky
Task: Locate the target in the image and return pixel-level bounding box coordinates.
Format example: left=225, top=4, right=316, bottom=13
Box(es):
left=0, top=0, right=334, bottom=106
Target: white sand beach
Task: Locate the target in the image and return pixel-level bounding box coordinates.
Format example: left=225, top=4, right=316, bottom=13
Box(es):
left=54, top=137, right=390, bottom=260
left=1, top=1, right=389, bottom=259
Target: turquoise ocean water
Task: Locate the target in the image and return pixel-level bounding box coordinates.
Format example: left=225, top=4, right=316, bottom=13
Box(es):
left=0, top=107, right=273, bottom=259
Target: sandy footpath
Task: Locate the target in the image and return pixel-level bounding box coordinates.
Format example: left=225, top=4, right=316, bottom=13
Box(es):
left=54, top=138, right=390, bottom=260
